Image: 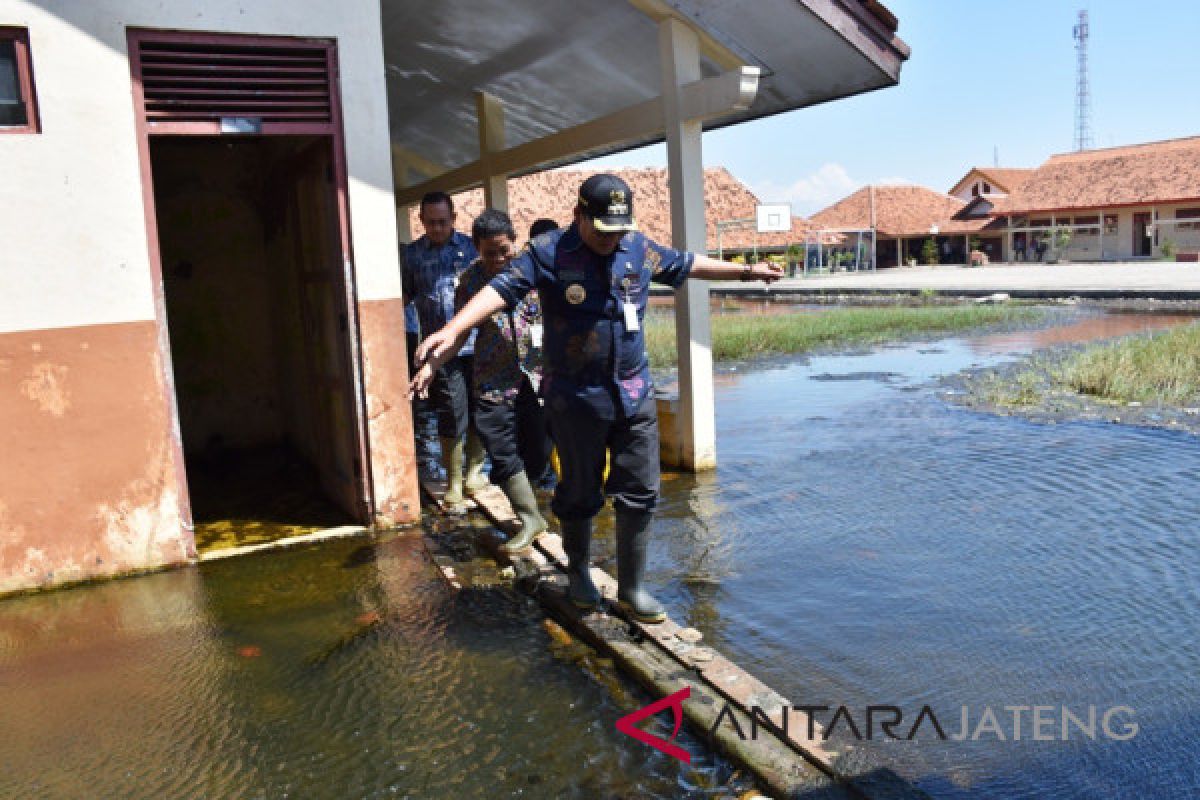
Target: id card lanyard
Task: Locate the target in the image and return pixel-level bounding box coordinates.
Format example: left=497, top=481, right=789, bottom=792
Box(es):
left=620, top=274, right=639, bottom=332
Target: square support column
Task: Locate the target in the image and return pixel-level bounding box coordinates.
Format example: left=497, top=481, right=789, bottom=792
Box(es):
left=660, top=18, right=716, bottom=471
left=476, top=91, right=509, bottom=212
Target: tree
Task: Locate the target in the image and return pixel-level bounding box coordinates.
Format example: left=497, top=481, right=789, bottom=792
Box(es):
left=921, top=237, right=939, bottom=265
left=1051, top=226, right=1072, bottom=262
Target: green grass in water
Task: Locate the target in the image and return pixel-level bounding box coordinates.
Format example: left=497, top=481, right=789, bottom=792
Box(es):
left=644, top=305, right=1039, bottom=368
left=1055, top=320, right=1200, bottom=405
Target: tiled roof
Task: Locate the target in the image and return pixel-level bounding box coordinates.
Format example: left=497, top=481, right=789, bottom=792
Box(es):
left=808, top=184, right=991, bottom=237
left=995, top=135, right=1200, bottom=215
left=949, top=167, right=1033, bottom=196
left=403, top=167, right=810, bottom=252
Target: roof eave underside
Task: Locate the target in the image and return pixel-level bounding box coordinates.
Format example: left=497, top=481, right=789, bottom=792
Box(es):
left=382, top=0, right=908, bottom=189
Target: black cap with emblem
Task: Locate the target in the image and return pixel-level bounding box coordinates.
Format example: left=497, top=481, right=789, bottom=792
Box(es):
left=578, top=173, right=637, bottom=233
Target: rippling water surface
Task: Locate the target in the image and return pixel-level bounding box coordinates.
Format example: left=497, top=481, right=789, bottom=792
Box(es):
left=3, top=309, right=1197, bottom=799
left=0, top=534, right=751, bottom=798
left=649, top=310, right=1200, bottom=798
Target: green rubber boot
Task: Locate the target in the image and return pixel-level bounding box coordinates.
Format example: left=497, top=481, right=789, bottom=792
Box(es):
left=439, top=436, right=467, bottom=513
left=501, top=471, right=547, bottom=553
left=560, top=518, right=600, bottom=609
left=464, top=430, right=490, bottom=495
left=615, top=509, right=666, bottom=623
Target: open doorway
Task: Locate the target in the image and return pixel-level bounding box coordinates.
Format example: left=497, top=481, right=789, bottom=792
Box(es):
left=149, top=135, right=366, bottom=552
left=1133, top=212, right=1153, bottom=257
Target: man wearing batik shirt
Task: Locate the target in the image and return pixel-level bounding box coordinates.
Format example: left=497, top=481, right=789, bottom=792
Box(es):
left=456, top=209, right=551, bottom=553
left=412, top=174, right=783, bottom=622
left=401, top=191, right=485, bottom=512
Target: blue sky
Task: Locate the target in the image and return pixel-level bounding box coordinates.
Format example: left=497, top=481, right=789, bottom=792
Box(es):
left=579, top=1, right=1200, bottom=216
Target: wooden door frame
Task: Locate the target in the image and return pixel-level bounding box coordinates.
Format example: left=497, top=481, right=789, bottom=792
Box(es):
left=127, top=28, right=375, bottom=536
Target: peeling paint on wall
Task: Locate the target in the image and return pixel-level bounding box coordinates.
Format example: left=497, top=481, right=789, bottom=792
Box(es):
left=0, top=321, right=191, bottom=596
left=19, top=362, right=71, bottom=417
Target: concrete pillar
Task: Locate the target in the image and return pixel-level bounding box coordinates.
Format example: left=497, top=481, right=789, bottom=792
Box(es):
left=395, top=204, right=412, bottom=245
left=659, top=18, right=715, bottom=471
left=475, top=91, right=508, bottom=212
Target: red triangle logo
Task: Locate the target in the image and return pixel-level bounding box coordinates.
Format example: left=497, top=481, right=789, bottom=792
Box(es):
left=615, top=686, right=692, bottom=764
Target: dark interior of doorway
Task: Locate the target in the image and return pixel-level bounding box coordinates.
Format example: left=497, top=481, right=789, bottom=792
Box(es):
left=150, top=136, right=363, bottom=552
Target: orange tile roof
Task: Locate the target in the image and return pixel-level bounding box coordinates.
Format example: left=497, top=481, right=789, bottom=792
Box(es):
left=808, top=184, right=991, bottom=237
left=404, top=167, right=810, bottom=253
left=995, top=135, right=1200, bottom=215
left=949, top=167, right=1033, bottom=196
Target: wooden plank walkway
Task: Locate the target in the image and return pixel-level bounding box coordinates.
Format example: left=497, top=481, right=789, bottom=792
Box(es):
left=419, top=479, right=930, bottom=800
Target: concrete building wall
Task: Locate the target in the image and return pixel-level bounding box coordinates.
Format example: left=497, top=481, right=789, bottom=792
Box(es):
left=0, top=0, right=415, bottom=595
left=1005, top=202, right=1200, bottom=261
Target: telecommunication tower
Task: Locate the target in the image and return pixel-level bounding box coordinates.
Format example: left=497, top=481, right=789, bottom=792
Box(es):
left=1073, top=9, right=1093, bottom=151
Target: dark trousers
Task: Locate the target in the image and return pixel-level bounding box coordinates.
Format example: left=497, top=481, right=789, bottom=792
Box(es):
left=548, top=391, right=660, bottom=521
left=473, top=377, right=550, bottom=485
left=431, top=355, right=474, bottom=440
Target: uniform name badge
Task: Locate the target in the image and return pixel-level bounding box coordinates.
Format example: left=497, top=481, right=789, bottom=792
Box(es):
left=565, top=283, right=586, bottom=304
left=623, top=301, right=640, bottom=332
left=530, top=323, right=544, bottom=348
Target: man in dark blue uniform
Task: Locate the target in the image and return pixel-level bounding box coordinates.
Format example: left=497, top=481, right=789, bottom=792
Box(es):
left=412, top=174, right=782, bottom=622
left=401, top=192, right=486, bottom=512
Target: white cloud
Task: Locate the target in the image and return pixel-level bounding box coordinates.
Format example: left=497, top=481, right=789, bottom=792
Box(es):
left=751, top=164, right=915, bottom=216
left=751, top=163, right=857, bottom=217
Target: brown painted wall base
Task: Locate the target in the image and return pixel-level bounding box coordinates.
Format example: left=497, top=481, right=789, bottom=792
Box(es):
left=358, top=298, right=420, bottom=526
left=0, top=320, right=192, bottom=595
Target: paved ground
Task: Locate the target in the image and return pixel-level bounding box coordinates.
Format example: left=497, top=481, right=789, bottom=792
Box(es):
left=708, top=261, right=1200, bottom=298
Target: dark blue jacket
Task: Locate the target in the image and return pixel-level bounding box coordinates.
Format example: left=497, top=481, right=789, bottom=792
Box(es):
left=489, top=224, right=692, bottom=419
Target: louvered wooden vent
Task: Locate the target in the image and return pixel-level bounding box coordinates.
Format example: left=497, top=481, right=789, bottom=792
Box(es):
left=137, top=40, right=332, bottom=124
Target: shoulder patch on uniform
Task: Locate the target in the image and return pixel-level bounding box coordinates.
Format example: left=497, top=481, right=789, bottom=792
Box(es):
left=645, top=246, right=663, bottom=276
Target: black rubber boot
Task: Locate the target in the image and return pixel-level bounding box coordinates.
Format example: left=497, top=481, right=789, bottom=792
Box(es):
left=615, top=509, right=666, bottom=623
left=560, top=518, right=600, bottom=609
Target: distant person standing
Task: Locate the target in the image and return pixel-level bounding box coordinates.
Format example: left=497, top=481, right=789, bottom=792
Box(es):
left=401, top=192, right=487, bottom=512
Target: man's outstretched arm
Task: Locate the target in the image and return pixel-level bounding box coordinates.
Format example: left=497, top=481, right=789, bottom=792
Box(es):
left=687, top=254, right=784, bottom=282
left=408, top=286, right=507, bottom=397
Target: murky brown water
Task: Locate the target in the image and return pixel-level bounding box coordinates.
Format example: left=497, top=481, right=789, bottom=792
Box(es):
left=969, top=311, right=1198, bottom=354
left=3, top=307, right=1197, bottom=799
left=0, top=534, right=754, bottom=799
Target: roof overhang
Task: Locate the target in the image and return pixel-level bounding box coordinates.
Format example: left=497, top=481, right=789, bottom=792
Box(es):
left=383, top=0, right=908, bottom=204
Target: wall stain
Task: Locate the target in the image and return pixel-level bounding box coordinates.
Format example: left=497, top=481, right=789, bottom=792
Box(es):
left=20, top=362, right=70, bottom=417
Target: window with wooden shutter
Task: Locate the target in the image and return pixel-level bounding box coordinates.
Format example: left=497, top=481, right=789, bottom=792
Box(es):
left=0, top=27, right=39, bottom=133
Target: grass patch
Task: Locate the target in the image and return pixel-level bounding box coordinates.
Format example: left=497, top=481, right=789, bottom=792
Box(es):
left=1053, top=320, right=1200, bottom=405
left=645, top=305, right=1040, bottom=368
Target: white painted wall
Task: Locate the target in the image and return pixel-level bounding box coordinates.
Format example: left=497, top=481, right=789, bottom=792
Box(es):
left=0, top=0, right=400, bottom=335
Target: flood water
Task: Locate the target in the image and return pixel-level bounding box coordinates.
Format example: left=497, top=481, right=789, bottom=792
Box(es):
left=0, top=534, right=752, bottom=798
left=644, top=307, right=1200, bottom=798
left=2, top=307, right=1197, bottom=799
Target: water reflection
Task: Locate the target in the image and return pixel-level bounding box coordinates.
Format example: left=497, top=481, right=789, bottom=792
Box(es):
left=0, top=533, right=756, bottom=798
left=970, top=311, right=1196, bottom=355
left=652, top=309, right=1200, bottom=799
